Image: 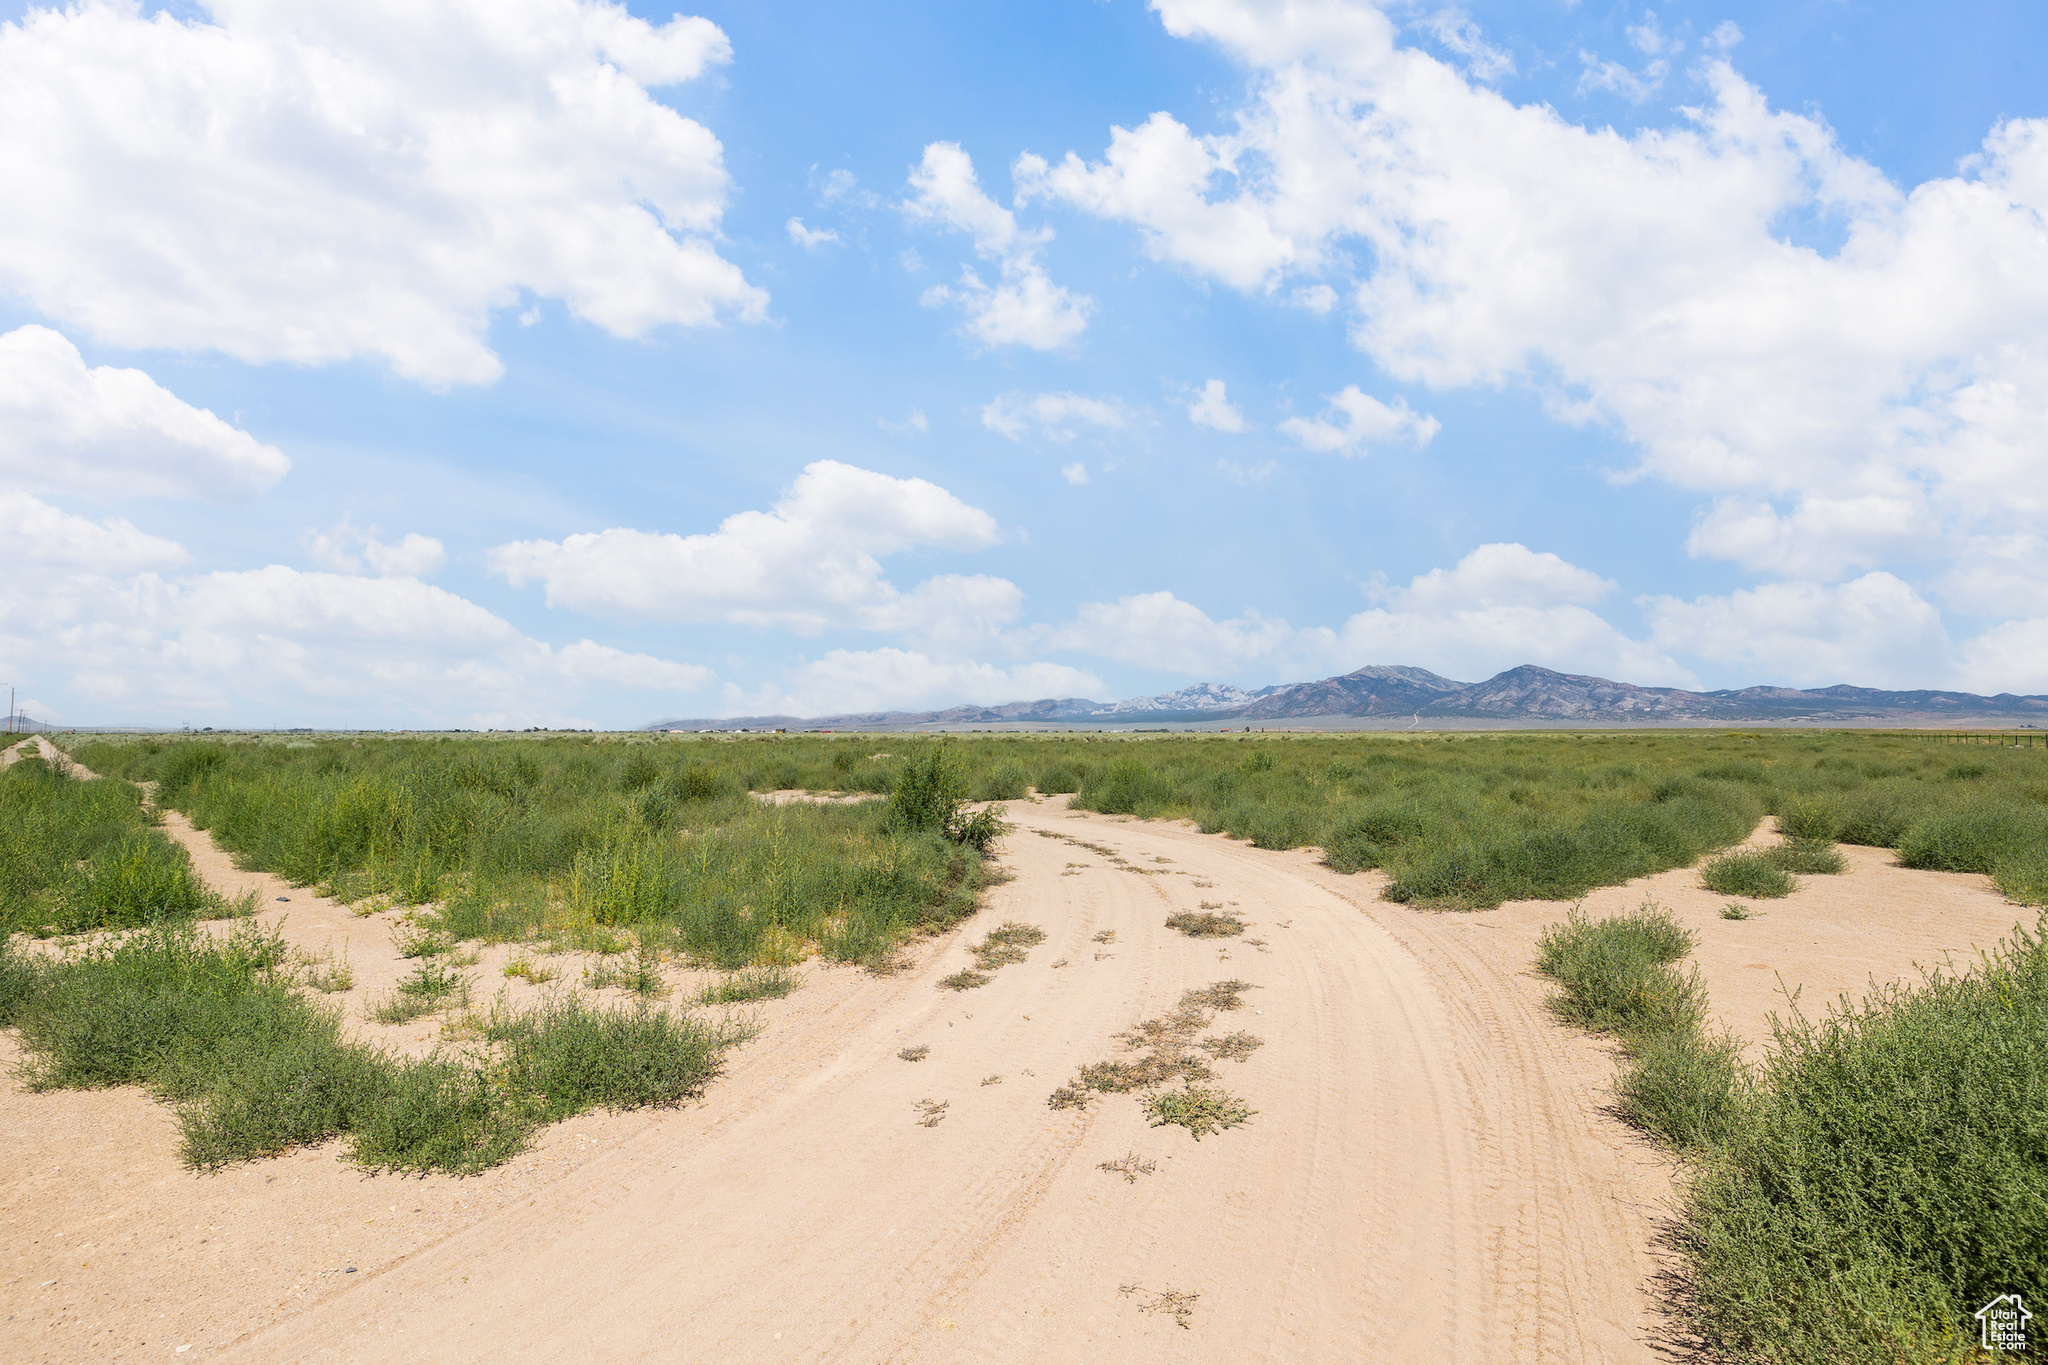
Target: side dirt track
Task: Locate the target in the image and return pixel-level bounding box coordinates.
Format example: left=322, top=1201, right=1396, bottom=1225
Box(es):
left=3, top=754, right=2031, bottom=1363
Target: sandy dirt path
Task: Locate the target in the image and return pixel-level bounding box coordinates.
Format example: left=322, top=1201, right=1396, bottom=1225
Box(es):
left=211, top=798, right=1678, bottom=1364
left=6, top=756, right=2032, bottom=1363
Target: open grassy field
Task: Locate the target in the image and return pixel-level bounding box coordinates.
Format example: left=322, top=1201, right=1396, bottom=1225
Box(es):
left=70, top=733, right=995, bottom=968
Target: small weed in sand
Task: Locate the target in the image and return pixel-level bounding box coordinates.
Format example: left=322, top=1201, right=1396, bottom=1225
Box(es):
left=980, top=1074, right=1003, bottom=1086
left=1191, top=880, right=1215, bottom=889
left=1033, top=829, right=1065, bottom=840
left=1091, top=929, right=1117, bottom=944
left=585, top=946, right=668, bottom=999
left=1720, top=903, right=1757, bottom=921
left=1120, top=1284, right=1199, bottom=1329
left=1047, top=1084, right=1091, bottom=1111
left=1166, top=910, right=1245, bottom=938
left=299, top=945, right=354, bottom=993
left=1182, top=980, right=1257, bottom=1012
left=1153, top=856, right=1174, bottom=864
left=914, top=1098, right=948, bottom=1127
left=1098, top=1151, right=1157, bottom=1183
left=938, top=968, right=990, bottom=991
left=1051, top=958, right=1068, bottom=968
left=503, top=955, right=559, bottom=984
left=392, top=920, right=453, bottom=958
left=899, top=1045, right=930, bottom=1061
left=1061, top=863, right=1086, bottom=876
left=698, top=965, right=797, bottom=1003
left=1144, top=1085, right=1256, bottom=1140
left=971, top=922, right=1046, bottom=970
left=1199, top=1031, right=1263, bottom=1062
left=372, top=959, right=468, bottom=1024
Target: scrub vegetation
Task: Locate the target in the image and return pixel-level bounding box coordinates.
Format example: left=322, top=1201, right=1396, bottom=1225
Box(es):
left=66, top=733, right=1005, bottom=969
left=1, top=753, right=250, bottom=935
left=0, top=923, right=745, bottom=1175
left=1540, top=904, right=2048, bottom=1363
left=1045, top=729, right=2047, bottom=911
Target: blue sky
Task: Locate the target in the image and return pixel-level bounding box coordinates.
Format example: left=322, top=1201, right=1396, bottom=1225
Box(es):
left=2, top=0, right=2046, bottom=727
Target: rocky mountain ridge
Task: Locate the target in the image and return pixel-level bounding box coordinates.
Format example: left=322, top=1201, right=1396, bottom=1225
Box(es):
left=648, top=663, right=2048, bottom=730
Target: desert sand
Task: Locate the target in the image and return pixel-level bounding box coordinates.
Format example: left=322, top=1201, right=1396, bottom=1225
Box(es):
left=2, top=743, right=2034, bottom=1362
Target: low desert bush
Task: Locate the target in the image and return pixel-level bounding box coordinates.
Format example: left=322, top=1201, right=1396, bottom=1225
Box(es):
left=1164, top=910, right=1244, bottom=938
left=6, top=921, right=748, bottom=1175
left=1699, top=851, right=1796, bottom=899
left=1535, top=905, right=1699, bottom=1035
left=1762, top=837, right=1846, bottom=875
left=698, top=965, right=799, bottom=1003
left=1678, top=921, right=2048, bottom=1364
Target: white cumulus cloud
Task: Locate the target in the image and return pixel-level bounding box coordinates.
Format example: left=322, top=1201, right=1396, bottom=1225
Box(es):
left=981, top=391, right=1132, bottom=442
left=905, top=142, right=1090, bottom=349
left=0, top=0, right=764, bottom=387
left=303, top=517, right=447, bottom=578
left=1642, top=574, right=1950, bottom=688
left=1280, top=386, right=1439, bottom=454
left=488, top=460, right=1013, bottom=643
left=1186, top=379, right=1246, bottom=432
left=1050, top=544, right=1686, bottom=686
left=787, top=217, right=839, bottom=249
left=0, top=326, right=289, bottom=499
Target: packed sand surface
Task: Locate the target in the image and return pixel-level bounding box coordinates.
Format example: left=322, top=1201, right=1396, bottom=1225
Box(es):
left=3, top=743, right=2035, bottom=1362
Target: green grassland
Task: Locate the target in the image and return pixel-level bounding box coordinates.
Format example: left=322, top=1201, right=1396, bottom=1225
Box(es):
left=1, top=749, right=249, bottom=935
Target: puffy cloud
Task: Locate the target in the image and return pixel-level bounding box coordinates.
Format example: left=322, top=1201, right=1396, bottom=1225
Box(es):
left=303, top=518, right=448, bottom=578
left=905, top=142, right=1090, bottom=349
left=1185, top=378, right=1246, bottom=432
left=1957, top=618, right=2048, bottom=696
left=1052, top=592, right=1294, bottom=674
left=0, top=326, right=288, bottom=499
left=0, top=490, right=188, bottom=573
left=1062, top=462, right=1091, bottom=486
left=1, top=543, right=712, bottom=725
left=0, top=0, right=764, bottom=387
left=1017, top=0, right=2048, bottom=640
left=1416, top=8, right=1512, bottom=82
left=1049, top=544, right=1684, bottom=685
left=1642, top=574, right=1949, bottom=688
left=981, top=391, right=1131, bottom=442
left=1384, top=543, right=1612, bottom=613
left=1280, top=386, right=1439, bottom=454
left=787, top=217, right=839, bottom=249
left=726, top=649, right=1104, bottom=718
left=488, top=460, right=1012, bottom=641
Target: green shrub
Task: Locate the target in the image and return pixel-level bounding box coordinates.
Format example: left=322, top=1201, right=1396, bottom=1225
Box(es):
left=1700, top=851, right=1796, bottom=898
left=1680, top=922, right=2048, bottom=1364
left=1084, top=757, right=1175, bottom=815
left=1615, top=1026, right=1747, bottom=1150
left=347, top=1060, right=533, bottom=1175
left=1898, top=801, right=2048, bottom=874
left=488, top=996, right=746, bottom=1121
left=1763, top=837, right=1846, bottom=875
left=972, top=760, right=1031, bottom=801
left=1535, top=905, right=1701, bottom=1035
left=1035, top=764, right=1082, bottom=795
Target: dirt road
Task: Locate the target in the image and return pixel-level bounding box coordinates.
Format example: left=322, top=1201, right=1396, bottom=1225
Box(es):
left=210, top=798, right=1672, bottom=1363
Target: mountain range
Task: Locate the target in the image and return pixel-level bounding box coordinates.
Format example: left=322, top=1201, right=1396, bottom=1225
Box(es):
left=647, top=664, right=2048, bottom=731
